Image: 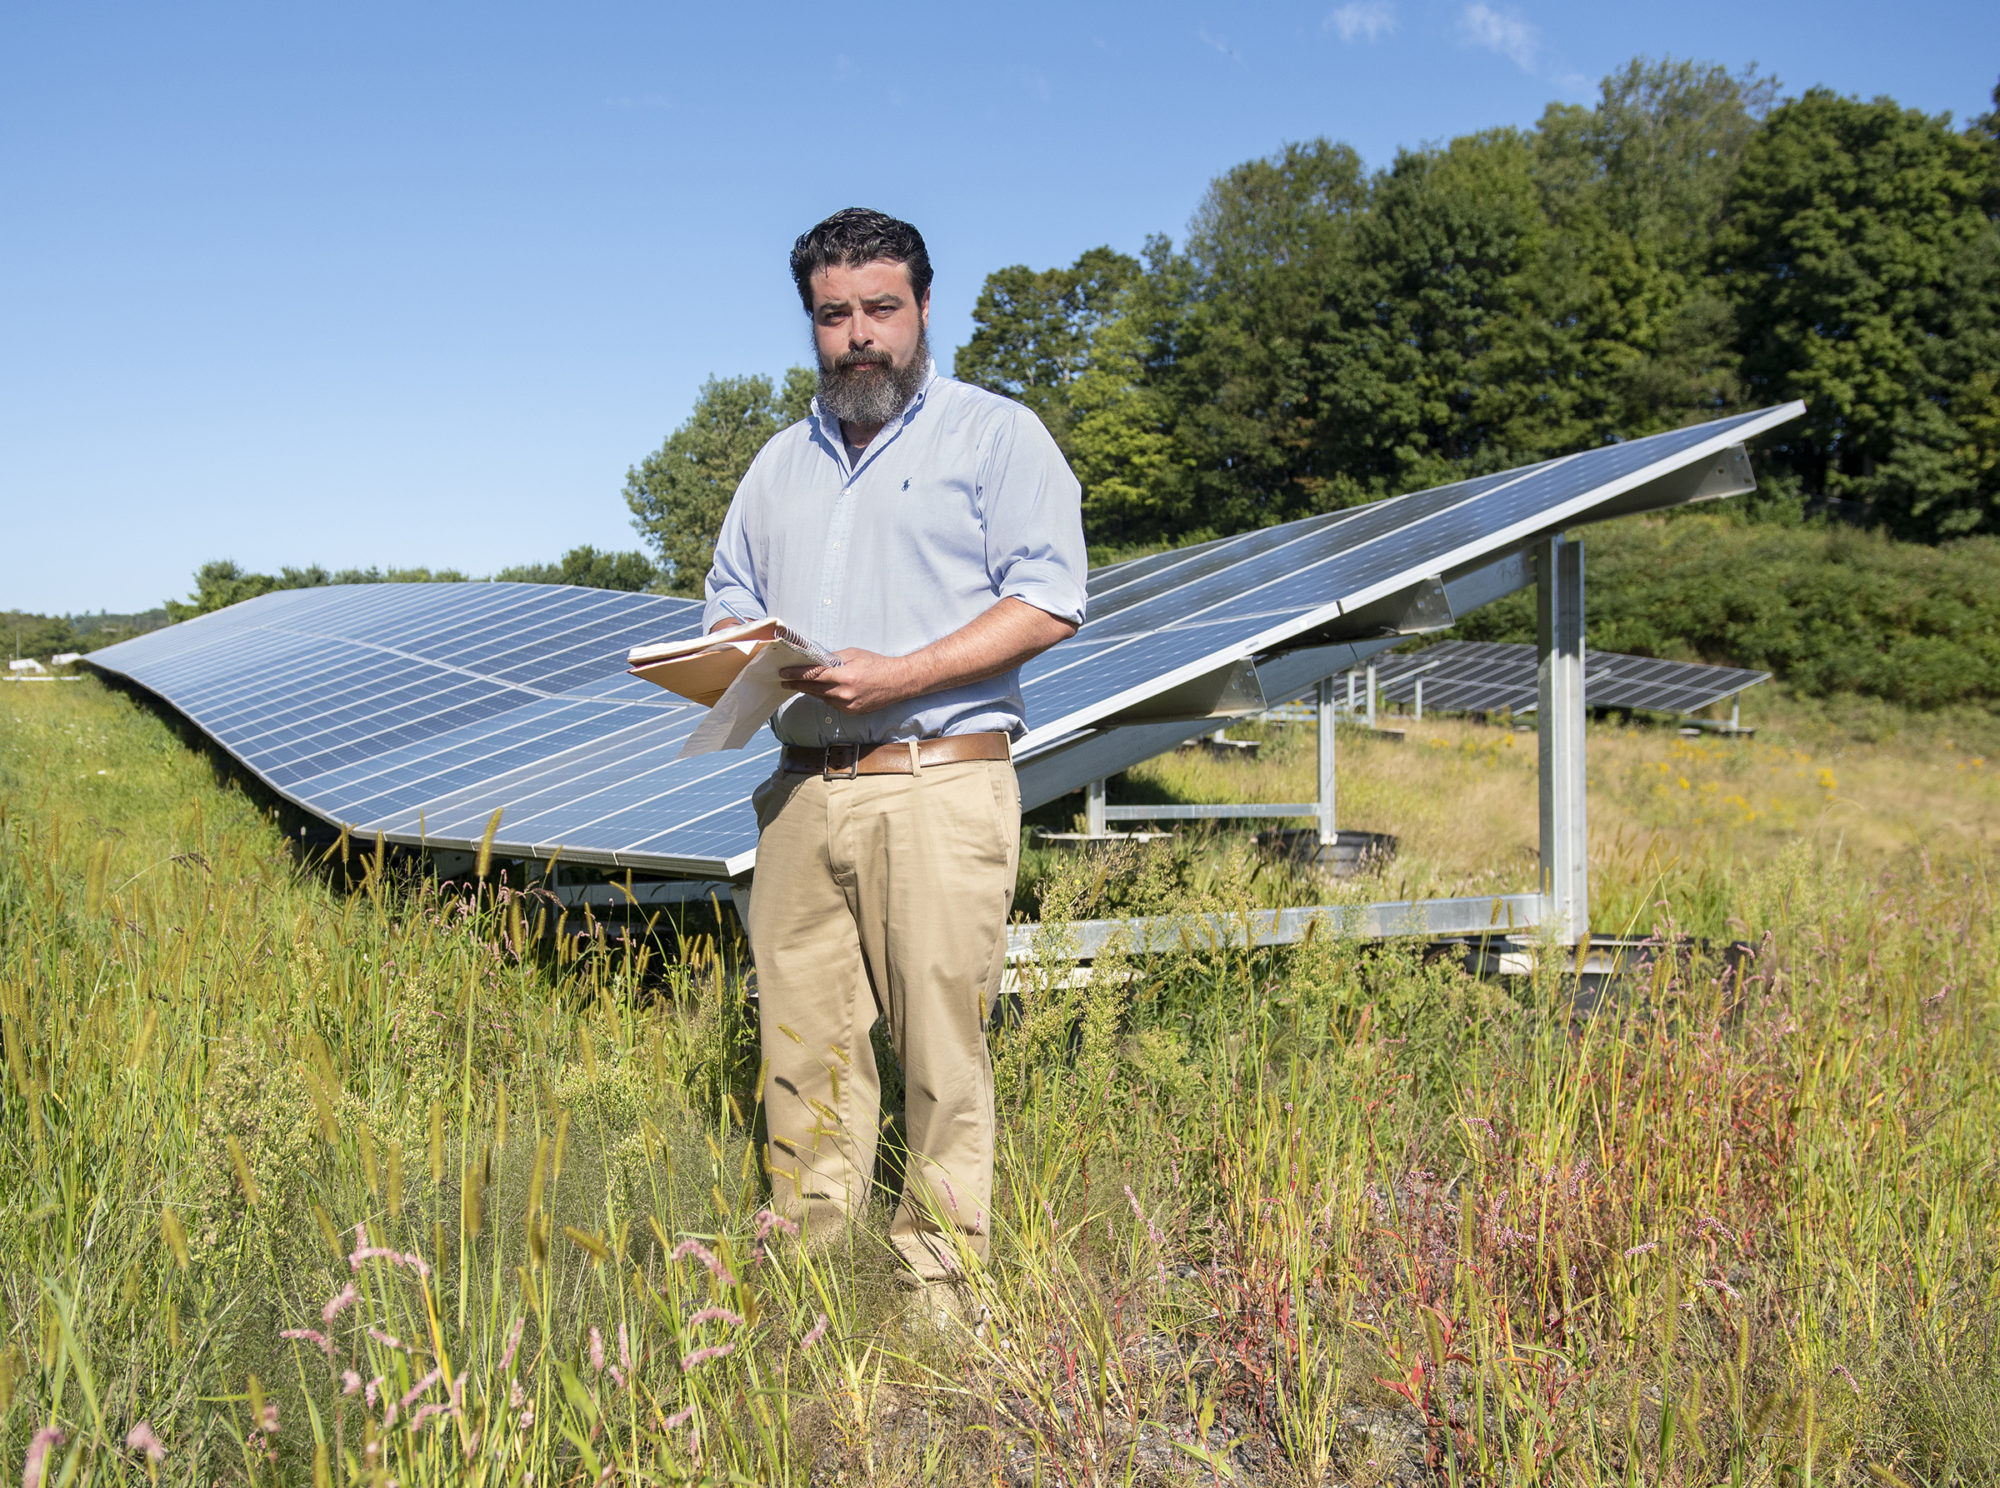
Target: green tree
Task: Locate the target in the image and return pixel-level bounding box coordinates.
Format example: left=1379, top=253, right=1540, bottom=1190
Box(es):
left=1531, top=59, right=1777, bottom=435
left=954, top=247, right=1141, bottom=443
left=494, top=546, right=659, bottom=591
left=1153, top=139, right=1371, bottom=528
left=625, top=368, right=814, bottom=596
left=1715, top=87, right=2000, bottom=535
left=166, top=561, right=314, bottom=619
left=3, top=611, right=78, bottom=660
left=1063, top=275, right=1192, bottom=543
left=1311, top=130, right=1574, bottom=496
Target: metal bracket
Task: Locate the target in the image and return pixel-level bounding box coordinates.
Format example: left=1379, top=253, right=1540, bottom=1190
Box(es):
left=1091, top=654, right=1268, bottom=726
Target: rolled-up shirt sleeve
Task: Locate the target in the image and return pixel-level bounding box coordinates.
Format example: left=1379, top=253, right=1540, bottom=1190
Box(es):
left=701, top=462, right=768, bottom=632
left=980, top=409, right=1088, bottom=627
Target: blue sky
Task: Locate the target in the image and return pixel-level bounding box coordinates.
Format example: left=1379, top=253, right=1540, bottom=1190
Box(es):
left=5, top=1, right=1996, bottom=615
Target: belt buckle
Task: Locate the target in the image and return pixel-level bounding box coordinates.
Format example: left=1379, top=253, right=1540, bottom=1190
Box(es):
left=823, top=743, right=860, bottom=780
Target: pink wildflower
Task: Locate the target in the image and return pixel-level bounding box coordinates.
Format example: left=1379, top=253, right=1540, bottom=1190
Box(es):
left=680, top=1342, right=736, bottom=1372
left=409, top=1402, right=452, bottom=1431
left=281, top=1327, right=333, bottom=1358
left=260, top=1402, right=279, bottom=1434
left=369, top=1327, right=406, bottom=1352
left=351, top=1244, right=432, bottom=1279
left=667, top=1239, right=737, bottom=1286
left=341, top=1370, right=363, bottom=1397
left=686, top=1306, right=745, bottom=1328
left=400, top=1367, right=441, bottom=1411
left=799, top=1313, right=828, bottom=1350
left=499, top=1315, right=525, bottom=1373
left=322, top=1282, right=358, bottom=1324
left=1124, top=1185, right=1167, bottom=1246
left=125, top=1421, right=166, bottom=1464
left=753, top=1208, right=799, bottom=1241
left=365, top=1376, right=383, bottom=1408
left=588, top=1327, right=605, bottom=1374
left=1623, top=1241, right=1659, bottom=1258
left=23, top=1426, right=64, bottom=1488
left=619, top=1322, right=633, bottom=1373
left=663, top=1405, right=696, bottom=1430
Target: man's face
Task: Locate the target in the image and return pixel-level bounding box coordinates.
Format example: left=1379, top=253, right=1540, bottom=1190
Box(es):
left=810, top=258, right=929, bottom=372
left=809, top=259, right=931, bottom=430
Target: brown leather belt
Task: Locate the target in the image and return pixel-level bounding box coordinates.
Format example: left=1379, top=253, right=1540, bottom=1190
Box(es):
left=781, top=732, right=1012, bottom=778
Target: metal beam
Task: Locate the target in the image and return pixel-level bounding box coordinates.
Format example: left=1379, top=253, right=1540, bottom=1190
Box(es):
left=1537, top=535, right=1589, bottom=942
left=1316, top=675, right=1337, bottom=847
left=1005, top=893, right=1545, bottom=962
left=1102, top=802, right=1318, bottom=820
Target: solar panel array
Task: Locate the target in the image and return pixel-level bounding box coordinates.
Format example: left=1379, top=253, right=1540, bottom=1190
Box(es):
left=1012, top=406, right=1792, bottom=741
left=86, top=402, right=1802, bottom=878
left=1367, top=641, right=1770, bottom=717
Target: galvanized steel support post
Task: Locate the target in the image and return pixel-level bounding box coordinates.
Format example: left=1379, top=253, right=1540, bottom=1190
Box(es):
left=1537, top=534, right=1588, bottom=942
left=1316, top=675, right=1337, bottom=847
left=1085, top=776, right=1107, bottom=837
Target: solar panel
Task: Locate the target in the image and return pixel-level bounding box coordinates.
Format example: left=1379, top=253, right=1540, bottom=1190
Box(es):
left=86, top=402, right=1803, bottom=879
left=1368, top=641, right=1770, bottom=717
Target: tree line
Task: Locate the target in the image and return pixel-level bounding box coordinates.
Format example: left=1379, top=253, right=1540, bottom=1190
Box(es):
left=624, top=58, right=1999, bottom=587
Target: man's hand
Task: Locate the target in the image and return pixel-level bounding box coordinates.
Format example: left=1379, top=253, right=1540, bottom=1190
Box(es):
left=779, top=649, right=920, bottom=714
left=778, top=597, right=1076, bottom=716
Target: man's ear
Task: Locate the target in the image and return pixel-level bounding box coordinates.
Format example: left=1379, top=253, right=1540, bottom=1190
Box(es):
left=920, top=290, right=930, bottom=328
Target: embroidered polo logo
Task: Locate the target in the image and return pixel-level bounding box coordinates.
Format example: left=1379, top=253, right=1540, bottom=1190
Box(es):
left=902, top=478, right=911, bottom=491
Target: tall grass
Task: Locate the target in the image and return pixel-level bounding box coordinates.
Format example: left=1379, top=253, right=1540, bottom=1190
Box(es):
left=2, top=679, right=1996, bottom=1485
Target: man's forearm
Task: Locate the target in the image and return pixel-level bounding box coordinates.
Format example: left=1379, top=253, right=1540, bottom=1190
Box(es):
left=901, top=597, right=1075, bottom=696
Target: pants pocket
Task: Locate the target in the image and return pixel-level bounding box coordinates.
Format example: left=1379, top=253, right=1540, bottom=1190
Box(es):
left=750, top=771, right=791, bottom=831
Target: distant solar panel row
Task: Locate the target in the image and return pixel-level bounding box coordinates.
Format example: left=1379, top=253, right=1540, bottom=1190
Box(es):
left=1365, top=641, right=1770, bottom=717
left=86, top=403, right=1803, bottom=878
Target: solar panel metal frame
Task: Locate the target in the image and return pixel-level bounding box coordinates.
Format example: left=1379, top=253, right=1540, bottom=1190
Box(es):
left=85, top=402, right=1805, bottom=882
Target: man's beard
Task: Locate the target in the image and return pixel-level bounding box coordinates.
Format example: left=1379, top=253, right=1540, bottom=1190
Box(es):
left=815, top=326, right=930, bottom=428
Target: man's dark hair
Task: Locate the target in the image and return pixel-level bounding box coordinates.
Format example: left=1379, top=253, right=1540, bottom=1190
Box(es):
left=790, top=208, right=932, bottom=313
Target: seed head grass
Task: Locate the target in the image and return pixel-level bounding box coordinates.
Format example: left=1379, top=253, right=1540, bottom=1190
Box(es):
left=0, top=678, right=1995, bottom=1484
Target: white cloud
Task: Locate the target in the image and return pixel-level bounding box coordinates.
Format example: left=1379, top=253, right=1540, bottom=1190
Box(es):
left=1456, top=2, right=1538, bottom=71
left=1324, top=1, right=1396, bottom=43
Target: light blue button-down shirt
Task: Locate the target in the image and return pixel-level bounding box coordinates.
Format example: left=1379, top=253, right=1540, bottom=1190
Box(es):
left=702, top=362, right=1087, bottom=747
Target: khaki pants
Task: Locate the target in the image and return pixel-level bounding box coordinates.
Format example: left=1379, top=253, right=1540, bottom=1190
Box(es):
left=744, top=757, right=1020, bottom=1280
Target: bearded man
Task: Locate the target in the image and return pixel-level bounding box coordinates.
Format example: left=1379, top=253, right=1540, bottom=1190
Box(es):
left=703, top=208, right=1087, bottom=1312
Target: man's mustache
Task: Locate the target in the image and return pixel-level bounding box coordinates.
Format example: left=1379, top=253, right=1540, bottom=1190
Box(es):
left=833, top=348, right=894, bottom=372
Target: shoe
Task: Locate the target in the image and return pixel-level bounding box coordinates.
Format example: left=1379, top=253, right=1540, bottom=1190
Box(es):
left=902, top=1278, right=987, bottom=1337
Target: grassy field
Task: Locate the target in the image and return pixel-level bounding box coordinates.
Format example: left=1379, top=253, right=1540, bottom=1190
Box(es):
left=1, top=677, right=1996, bottom=1486
left=1018, top=683, right=2000, bottom=936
